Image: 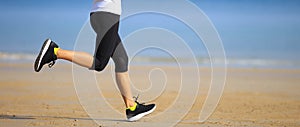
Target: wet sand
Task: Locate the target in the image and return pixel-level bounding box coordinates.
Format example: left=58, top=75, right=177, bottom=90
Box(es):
left=0, top=63, right=299, bottom=127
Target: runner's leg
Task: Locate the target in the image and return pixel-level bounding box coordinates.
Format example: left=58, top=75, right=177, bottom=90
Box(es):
left=90, top=12, right=135, bottom=108
left=112, top=43, right=135, bottom=108
left=56, top=49, right=93, bottom=68
left=115, top=72, right=135, bottom=108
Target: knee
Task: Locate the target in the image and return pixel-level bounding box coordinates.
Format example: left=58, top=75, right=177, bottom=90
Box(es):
left=90, top=57, right=109, bottom=72
left=94, top=64, right=106, bottom=72
left=112, top=54, right=128, bottom=72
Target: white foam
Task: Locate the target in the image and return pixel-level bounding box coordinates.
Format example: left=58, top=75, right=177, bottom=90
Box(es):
left=0, top=52, right=35, bottom=61
left=129, top=56, right=300, bottom=69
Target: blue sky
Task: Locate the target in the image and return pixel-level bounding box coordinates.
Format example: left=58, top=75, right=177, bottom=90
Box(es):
left=0, top=0, right=90, bottom=53
left=0, top=0, right=299, bottom=60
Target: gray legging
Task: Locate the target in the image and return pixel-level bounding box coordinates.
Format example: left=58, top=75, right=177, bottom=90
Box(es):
left=89, top=11, right=128, bottom=72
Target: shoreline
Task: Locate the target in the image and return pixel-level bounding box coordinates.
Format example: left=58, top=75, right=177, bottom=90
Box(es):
left=1, top=60, right=300, bottom=71
left=1, top=51, right=300, bottom=70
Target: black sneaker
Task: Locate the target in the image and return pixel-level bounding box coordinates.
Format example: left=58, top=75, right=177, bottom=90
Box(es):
left=34, top=38, right=59, bottom=72
left=126, top=101, right=156, bottom=122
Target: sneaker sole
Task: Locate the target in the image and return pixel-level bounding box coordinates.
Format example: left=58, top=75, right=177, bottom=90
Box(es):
left=127, top=105, right=156, bottom=122
left=34, top=39, right=51, bottom=72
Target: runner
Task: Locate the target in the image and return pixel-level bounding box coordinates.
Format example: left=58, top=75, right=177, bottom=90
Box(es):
left=34, top=0, right=156, bottom=122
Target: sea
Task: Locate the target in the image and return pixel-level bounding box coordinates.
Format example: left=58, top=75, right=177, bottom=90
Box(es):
left=0, top=0, right=300, bottom=69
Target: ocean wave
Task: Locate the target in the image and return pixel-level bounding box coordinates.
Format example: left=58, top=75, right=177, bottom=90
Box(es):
left=0, top=52, right=35, bottom=61
left=130, top=56, right=300, bottom=68
left=226, top=58, right=300, bottom=68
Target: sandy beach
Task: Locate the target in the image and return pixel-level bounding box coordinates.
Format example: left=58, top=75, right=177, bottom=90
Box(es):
left=0, top=63, right=299, bottom=127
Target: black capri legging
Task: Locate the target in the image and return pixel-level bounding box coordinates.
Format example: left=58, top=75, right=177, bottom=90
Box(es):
left=89, top=11, right=128, bottom=72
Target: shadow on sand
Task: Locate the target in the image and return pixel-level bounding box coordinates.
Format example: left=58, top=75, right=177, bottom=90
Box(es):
left=0, top=114, right=128, bottom=122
